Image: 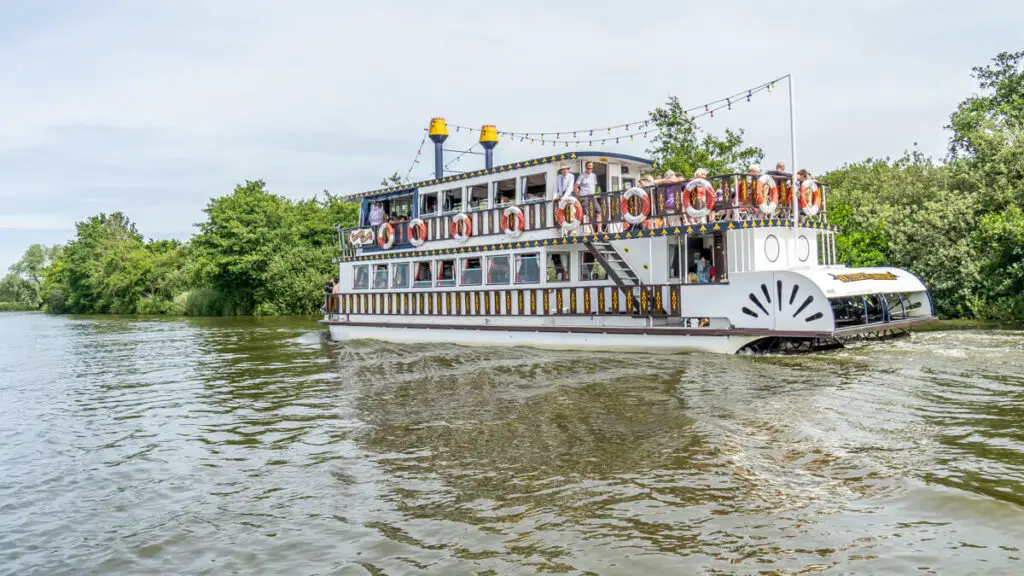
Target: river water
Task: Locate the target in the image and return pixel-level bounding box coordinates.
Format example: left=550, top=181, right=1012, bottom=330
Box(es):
left=1, top=313, right=1023, bottom=575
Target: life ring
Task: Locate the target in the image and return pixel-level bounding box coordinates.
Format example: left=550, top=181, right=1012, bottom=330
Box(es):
left=683, top=178, right=716, bottom=218
left=620, top=187, right=650, bottom=225
left=501, top=205, right=525, bottom=238
left=754, top=174, right=779, bottom=216
left=408, top=218, right=427, bottom=247
left=799, top=179, right=822, bottom=217
left=554, top=196, right=584, bottom=231
left=376, top=222, right=395, bottom=249
left=450, top=213, right=471, bottom=242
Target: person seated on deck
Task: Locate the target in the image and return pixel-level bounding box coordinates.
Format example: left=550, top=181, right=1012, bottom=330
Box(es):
left=697, top=253, right=711, bottom=284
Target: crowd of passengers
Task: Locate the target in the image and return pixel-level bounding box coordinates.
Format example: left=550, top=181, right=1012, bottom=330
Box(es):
left=552, top=161, right=815, bottom=234
left=364, top=161, right=815, bottom=236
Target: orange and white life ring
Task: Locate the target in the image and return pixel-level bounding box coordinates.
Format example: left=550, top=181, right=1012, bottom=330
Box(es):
left=501, top=205, right=525, bottom=238
left=376, top=222, right=395, bottom=249
left=620, top=187, right=650, bottom=225
left=754, top=174, right=779, bottom=216
left=408, top=218, right=427, bottom=247
left=799, top=179, right=822, bottom=217
left=450, top=213, right=471, bottom=242
left=554, top=196, right=584, bottom=231
left=683, top=178, right=716, bottom=218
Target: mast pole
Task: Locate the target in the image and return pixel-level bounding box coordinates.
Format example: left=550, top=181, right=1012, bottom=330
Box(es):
left=788, top=74, right=798, bottom=231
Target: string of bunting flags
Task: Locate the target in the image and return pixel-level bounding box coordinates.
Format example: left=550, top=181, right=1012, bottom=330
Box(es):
left=445, top=75, right=786, bottom=147
left=402, top=128, right=429, bottom=183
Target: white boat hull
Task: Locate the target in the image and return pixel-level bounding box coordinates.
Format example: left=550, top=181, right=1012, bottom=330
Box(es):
left=325, top=322, right=760, bottom=354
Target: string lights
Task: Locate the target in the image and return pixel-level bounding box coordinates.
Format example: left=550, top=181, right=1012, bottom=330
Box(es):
left=404, top=75, right=785, bottom=179
left=444, top=75, right=782, bottom=147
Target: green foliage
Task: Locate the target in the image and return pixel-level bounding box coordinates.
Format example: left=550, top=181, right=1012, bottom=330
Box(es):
left=0, top=243, right=61, bottom=309
left=647, top=95, right=764, bottom=176
left=381, top=172, right=404, bottom=186
left=827, top=51, right=1024, bottom=322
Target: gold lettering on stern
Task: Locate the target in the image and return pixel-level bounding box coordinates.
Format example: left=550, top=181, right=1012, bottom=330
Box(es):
left=828, top=272, right=898, bottom=283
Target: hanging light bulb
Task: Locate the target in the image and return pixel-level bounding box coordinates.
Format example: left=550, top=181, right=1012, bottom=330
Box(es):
left=626, top=124, right=630, bottom=131
left=616, top=137, right=619, bottom=144
left=711, top=111, right=715, bottom=118
left=705, top=105, right=709, bottom=112
left=573, top=131, right=577, bottom=138
left=556, top=133, right=560, bottom=139
left=727, top=98, right=731, bottom=110
left=589, top=129, right=593, bottom=136
left=747, top=91, right=751, bottom=102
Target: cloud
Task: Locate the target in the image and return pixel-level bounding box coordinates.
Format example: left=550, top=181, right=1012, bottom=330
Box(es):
left=1, top=0, right=1023, bottom=270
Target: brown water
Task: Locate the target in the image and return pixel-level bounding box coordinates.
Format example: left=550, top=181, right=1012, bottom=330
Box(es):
left=1, top=312, right=1023, bottom=575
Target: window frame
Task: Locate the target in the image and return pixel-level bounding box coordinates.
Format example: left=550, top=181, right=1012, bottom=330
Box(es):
left=514, top=252, right=541, bottom=285
left=436, top=258, right=456, bottom=287
left=460, top=256, right=483, bottom=286
left=353, top=264, right=369, bottom=290
left=546, top=251, right=573, bottom=283
left=371, top=264, right=389, bottom=290
left=392, top=262, right=410, bottom=289
left=485, top=254, right=511, bottom=285
left=581, top=251, right=608, bottom=282
left=413, top=261, right=433, bottom=289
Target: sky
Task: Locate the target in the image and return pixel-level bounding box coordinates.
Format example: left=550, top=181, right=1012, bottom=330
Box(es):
left=2, top=0, right=1022, bottom=270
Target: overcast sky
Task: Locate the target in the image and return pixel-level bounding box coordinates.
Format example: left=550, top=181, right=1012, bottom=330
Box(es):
left=2, top=0, right=1022, bottom=270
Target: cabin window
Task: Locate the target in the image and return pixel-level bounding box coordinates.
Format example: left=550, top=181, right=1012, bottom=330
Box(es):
left=442, top=188, right=463, bottom=213
left=460, top=257, right=482, bottom=286
left=420, top=192, right=439, bottom=217
left=494, top=178, right=516, bottom=206
left=392, top=263, right=410, bottom=289
left=437, top=259, right=456, bottom=287
left=546, top=252, right=572, bottom=283
left=390, top=194, right=413, bottom=220
left=414, top=261, right=432, bottom=288
left=581, top=252, right=608, bottom=281
left=372, top=264, right=388, bottom=289
left=514, top=253, right=541, bottom=285
left=353, top=265, right=369, bottom=290
left=486, top=255, right=511, bottom=285
left=468, top=183, right=489, bottom=210
left=668, top=241, right=681, bottom=279
left=522, top=173, right=546, bottom=202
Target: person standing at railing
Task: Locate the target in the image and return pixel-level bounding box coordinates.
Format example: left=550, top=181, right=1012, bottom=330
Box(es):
left=368, top=201, right=386, bottom=232
left=575, top=161, right=602, bottom=233
left=555, top=164, right=575, bottom=202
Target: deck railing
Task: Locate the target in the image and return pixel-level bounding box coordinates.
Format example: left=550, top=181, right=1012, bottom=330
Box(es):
left=324, top=284, right=679, bottom=318
left=339, top=174, right=828, bottom=252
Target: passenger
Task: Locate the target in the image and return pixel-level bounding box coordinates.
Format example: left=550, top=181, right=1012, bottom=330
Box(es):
left=689, top=168, right=711, bottom=225
left=575, top=161, right=602, bottom=233
left=555, top=164, right=575, bottom=203
left=697, top=254, right=711, bottom=283
left=687, top=272, right=699, bottom=284
left=368, top=201, right=385, bottom=231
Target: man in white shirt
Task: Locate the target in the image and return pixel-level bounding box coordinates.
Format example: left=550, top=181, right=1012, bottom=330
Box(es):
left=555, top=164, right=575, bottom=203
left=575, top=162, right=602, bottom=233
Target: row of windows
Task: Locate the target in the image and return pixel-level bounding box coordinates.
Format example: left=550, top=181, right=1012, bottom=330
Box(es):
left=352, top=252, right=609, bottom=290
left=420, top=173, right=549, bottom=215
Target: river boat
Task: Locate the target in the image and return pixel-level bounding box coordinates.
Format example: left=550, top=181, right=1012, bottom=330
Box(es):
left=320, top=119, right=936, bottom=354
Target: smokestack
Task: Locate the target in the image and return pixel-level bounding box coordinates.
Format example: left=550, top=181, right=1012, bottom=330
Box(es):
left=479, top=125, right=498, bottom=170
left=428, top=117, right=448, bottom=179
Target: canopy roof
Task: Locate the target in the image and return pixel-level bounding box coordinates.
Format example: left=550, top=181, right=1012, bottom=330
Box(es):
left=344, top=150, right=656, bottom=201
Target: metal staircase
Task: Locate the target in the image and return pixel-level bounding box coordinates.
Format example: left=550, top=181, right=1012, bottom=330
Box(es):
left=583, top=238, right=649, bottom=315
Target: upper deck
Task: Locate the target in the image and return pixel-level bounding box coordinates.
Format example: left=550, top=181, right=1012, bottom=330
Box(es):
left=336, top=150, right=831, bottom=257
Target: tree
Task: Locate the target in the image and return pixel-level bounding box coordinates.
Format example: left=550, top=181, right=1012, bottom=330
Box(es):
left=948, top=50, right=1024, bottom=159
left=646, top=96, right=764, bottom=177
left=380, top=172, right=404, bottom=186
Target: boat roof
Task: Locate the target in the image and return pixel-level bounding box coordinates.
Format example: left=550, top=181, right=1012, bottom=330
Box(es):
left=344, top=150, right=656, bottom=200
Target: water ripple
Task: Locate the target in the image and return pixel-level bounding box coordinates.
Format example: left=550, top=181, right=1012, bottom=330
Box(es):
left=1, top=313, right=1023, bottom=574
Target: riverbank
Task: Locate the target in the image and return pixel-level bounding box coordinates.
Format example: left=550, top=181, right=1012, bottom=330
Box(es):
left=912, top=318, right=1023, bottom=332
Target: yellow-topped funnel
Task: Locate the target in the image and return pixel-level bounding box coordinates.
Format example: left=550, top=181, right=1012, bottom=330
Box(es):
left=428, top=117, right=449, bottom=139
left=479, top=124, right=498, bottom=169
left=428, top=117, right=449, bottom=178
